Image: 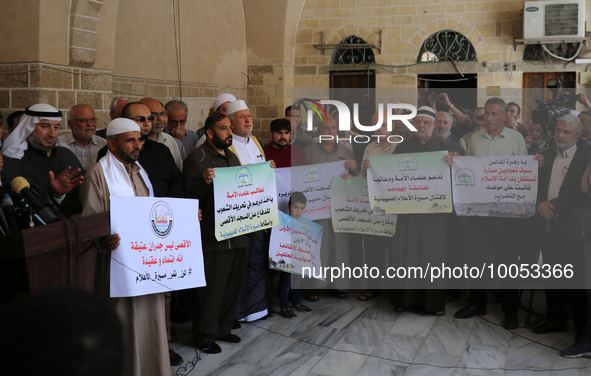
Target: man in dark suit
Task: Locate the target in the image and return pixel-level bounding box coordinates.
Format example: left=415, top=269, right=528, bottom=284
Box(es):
left=532, top=114, right=591, bottom=337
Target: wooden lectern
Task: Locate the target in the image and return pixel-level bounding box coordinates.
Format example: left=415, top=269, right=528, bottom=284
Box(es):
left=0, top=212, right=110, bottom=303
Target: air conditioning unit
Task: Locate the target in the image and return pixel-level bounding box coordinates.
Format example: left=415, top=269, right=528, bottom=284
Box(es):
left=523, top=0, right=585, bottom=40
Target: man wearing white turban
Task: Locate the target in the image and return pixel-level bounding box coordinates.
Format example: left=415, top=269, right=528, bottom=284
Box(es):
left=80, top=118, right=170, bottom=376
left=1, top=103, right=84, bottom=214
left=195, top=93, right=239, bottom=150
left=225, top=99, right=272, bottom=322
left=213, top=93, right=237, bottom=116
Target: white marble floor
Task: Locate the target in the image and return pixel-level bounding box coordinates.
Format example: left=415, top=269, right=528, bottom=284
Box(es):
left=169, top=291, right=591, bottom=376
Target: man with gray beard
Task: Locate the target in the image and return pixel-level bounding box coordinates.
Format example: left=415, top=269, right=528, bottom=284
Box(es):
left=532, top=114, right=591, bottom=338
left=434, top=111, right=466, bottom=155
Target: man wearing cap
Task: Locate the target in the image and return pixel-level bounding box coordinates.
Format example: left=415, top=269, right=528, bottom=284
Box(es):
left=182, top=113, right=250, bottom=354
left=57, top=104, right=107, bottom=170
left=213, top=93, right=237, bottom=116
left=388, top=106, right=452, bottom=316
left=165, top=100, right=199, bottom=152
left=97, top=101, right=184, bottom=365
left=225, top=99, right=273, bottom=321
left=80, top=118, right=170, bottom=375
left=263, top=118, right=307, bottom=168
left=140, top=97, right=185, bottom=170
left=1, top=103, right=84, bottom=214
left=226, top=100, right=266, bottom=165
left=96, top=102, right=183, bottom=198
left=194, top=94, right=239, bottom=150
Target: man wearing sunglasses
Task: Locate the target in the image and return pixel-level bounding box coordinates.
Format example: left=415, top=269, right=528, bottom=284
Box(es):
left=140, top=97, right=185, bottom=171
left=97, top=102, right=184, bottom=199
left=57, top=104, right=106, bottom=170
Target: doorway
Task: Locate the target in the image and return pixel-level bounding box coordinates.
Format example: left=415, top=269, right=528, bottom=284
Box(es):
left=330, top=70, right=376, bottom=160
left=417, top=73, right=478, bottom=112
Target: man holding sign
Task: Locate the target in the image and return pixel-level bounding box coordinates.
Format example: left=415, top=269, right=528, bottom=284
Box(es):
left=226, top=100, right=274, bottom=322
left=454, top=97, right=532, bottom=329
left=183, top=113, right=251, bottom=354
left=304, top=117, right=358, bottom=299
left=80, top=118, right=169, bottom=375
left=389, top=106, right=452, bottom=316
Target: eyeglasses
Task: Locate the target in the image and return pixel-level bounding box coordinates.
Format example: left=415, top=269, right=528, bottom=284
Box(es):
left=130, top=116, right=155, bottom=123
left=72, top=117, right=97, bottom=123
left=151, top=111, right=166, bottom=118
left=476, top=115, right=485, bottom=121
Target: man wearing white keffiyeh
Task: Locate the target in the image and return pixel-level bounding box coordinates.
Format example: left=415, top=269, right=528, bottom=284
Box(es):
left=1, top=103, right=84, bottom=214
left=80, top=118, right=170, bottom=376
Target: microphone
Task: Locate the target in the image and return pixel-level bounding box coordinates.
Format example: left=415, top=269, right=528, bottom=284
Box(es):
left=2, top=191, right=20, bottom=234
left=9, top=190, right=36, bottom=229
left=11, top=177, right=58, bottom=225
left=27, top=180, right=69, bottom=221
left=0, top=187, right=10, bottom=235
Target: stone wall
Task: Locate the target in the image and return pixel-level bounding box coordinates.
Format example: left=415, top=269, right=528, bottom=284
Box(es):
left=0, top=63, right=247, bottom=132
left=246, top=64, right=294, bottom=141
left=293, top=0, right=591, bottom=109
left=110, top=76, right=246, bottom=132
left=0, top=63, right=112, bottom=128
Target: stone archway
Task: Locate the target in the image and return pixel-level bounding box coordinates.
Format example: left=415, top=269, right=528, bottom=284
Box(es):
left=403, top=19, right=487, bottom=64
left=327, top=24, right=380, bottom=48
left=314, top=24, right=382, bottom=66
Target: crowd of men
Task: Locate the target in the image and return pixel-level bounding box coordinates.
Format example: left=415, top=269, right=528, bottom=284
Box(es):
left=1, top=90, right=591, bottom=375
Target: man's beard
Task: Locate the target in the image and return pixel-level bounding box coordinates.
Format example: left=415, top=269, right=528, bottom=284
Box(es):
left=435, top=129, right=450, bottom=141
left=556, top=138, right=576, bottom=150
left=273, top=139, right=288, bottom=149
left=28, top=136, right=55, bottom=152
left=150, top=122, right=164, bottom=135
left=213, top=135, right=232, bottom=149
left=73, top=131, right=92, bottom=142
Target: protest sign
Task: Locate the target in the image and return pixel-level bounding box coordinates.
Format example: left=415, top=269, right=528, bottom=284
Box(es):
left=213, top=161, right=279, bottom=241
left=269, top=211, right=323, bottom=278
left=331, top=177, right=397, bottom=236
left=452, top=155, right=538, bottom=218
left=109, top=196, right=205, bottom=298
left=275, top=160, right=347, bottom=220
left=367, top=151, right=452, bottom=214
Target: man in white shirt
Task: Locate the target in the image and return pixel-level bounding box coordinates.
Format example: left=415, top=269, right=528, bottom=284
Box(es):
left=226, top=99, right=270, bottom=323
left=227, top=100, right=265, bottom=165
left=57, top=104, right=106, bottom=170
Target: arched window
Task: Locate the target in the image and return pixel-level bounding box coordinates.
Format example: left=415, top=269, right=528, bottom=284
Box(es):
left=331, top=35, right=376, bottom=65
left=418, top=30, right=477, bottom=62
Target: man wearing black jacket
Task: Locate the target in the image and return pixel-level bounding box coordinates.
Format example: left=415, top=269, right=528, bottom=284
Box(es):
left=532, top=114, right=591, bottom=337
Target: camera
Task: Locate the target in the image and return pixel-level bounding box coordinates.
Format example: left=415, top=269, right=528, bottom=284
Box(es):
left=531, top=79, right=578, bottom=133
